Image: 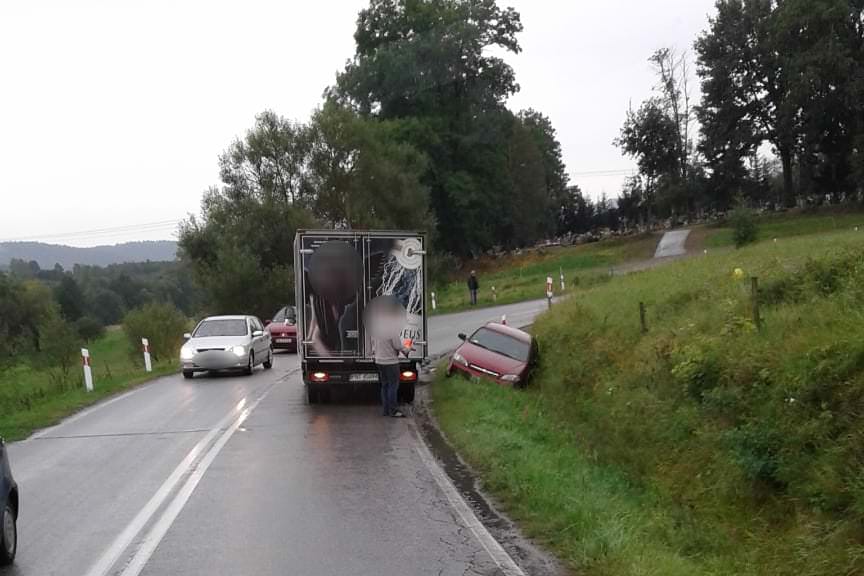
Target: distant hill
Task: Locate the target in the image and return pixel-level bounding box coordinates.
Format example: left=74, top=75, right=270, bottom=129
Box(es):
left=0, top=240, right=178, bottom=270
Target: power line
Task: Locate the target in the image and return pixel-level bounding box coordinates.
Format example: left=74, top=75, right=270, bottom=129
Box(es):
left=0, top=219, right=183, bottom=243
left=570, top=168, right=637, bottom=177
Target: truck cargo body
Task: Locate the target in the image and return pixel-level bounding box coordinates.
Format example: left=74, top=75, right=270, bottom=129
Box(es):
left=294, top=230, right=427, bottom=404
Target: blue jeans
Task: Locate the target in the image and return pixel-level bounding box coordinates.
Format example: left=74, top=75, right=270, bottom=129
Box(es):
left=378, top=364, right=400, bottom=416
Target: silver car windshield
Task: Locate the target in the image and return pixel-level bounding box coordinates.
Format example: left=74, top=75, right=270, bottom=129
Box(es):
left=194, top=319, right=248, bottom=337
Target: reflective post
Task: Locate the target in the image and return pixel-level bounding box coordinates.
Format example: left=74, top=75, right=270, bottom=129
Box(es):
left=81, top=348, right=93, bottom=392
left=142, top=338, right=152, bottom=373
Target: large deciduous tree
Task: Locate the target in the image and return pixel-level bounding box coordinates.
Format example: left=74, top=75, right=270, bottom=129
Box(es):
left=330, top=0, right=567, bottom=254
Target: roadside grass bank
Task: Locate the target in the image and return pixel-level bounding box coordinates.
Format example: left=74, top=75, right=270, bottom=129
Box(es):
left=432, top=228, right=864, bottom=575
left=0, top=330, right=177, bottom=440
left=432, top=233, right=659, bottom=314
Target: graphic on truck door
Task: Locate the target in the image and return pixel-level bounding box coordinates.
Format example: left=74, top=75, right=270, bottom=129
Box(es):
left=365, top=237, right=425, bottom=359
left=301, top=237, right=363, bottom=358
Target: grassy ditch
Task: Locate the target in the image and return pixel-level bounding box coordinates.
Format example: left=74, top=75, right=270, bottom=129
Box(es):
left=0, top=330, right=177, bottom=440
left=432, top=228, right=864, bottom=575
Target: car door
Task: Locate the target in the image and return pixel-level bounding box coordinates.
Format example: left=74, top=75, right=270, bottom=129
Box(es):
left=255, top=317, right=270, bottom=356
left=250, top=317, right=265, bottom=359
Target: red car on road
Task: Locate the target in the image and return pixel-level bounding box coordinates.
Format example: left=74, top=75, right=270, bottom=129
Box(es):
left=265, top=306, right=298, bottom=352
left=447, top=322, right=538, bottom=387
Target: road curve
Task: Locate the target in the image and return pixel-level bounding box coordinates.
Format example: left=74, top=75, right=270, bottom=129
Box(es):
left=2, top=299, right=556, bottom=576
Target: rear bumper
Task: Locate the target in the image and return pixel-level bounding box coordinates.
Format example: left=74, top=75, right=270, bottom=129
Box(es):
left=271, top=339, right=297, bottom=351
left=302, top=360, right=419, bottom=385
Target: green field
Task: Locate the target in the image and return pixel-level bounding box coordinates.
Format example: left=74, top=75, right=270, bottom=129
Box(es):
left=432, top=226, right=864, bottom=575
left=704, top=209, right=864, bottom=249
left=432, top=233, right=659, bottom=314
left=0, top=330, right=177, bottom=440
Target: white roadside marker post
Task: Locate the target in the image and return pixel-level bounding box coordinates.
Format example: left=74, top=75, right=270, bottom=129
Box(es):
left=81, top=348, right=94, bottom=392
left=431, top=292, right=437, bottom=311
left=559, top=267, right=565, bottom=292
left=492, top=286, right=497, bottom=303
left=546, top=276, right=554, bottom=309
left=142, top=338, right=152, bottom=373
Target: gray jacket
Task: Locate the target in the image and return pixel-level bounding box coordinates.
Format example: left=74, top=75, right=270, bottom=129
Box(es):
left=373, top=336, right=405, bottom=365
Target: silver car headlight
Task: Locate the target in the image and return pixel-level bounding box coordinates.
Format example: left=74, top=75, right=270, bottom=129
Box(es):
left=230, top=345, right=246, bottom=357
left=501, top=374, right=521, bottom=384
left=180, top=346, right=195, bottom=361
left=452, top=352, right=468, bottom=367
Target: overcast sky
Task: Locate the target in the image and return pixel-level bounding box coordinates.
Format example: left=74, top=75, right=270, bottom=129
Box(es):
left=0, top=0, right=716, bottom=247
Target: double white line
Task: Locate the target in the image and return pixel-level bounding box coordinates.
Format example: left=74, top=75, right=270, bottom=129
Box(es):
left=83, top=383, right=276, bottom=576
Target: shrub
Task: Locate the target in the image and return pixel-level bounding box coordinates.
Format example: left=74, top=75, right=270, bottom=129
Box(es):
left=729, top=205, right=759, bottom=248
left=74, top=316, right=105, bottom=342
left=40, top=313, right=79, bottom=386
left=122, top=303, right=187, bottom=363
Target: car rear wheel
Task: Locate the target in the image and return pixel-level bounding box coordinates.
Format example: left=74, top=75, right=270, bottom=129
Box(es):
left=182, top=371, right=194, bottom=380
left=244, top=353, right=254, bottom=376
left=263, top=349, right=273, bottom=370
left=0, top=502, right=17, bottom=565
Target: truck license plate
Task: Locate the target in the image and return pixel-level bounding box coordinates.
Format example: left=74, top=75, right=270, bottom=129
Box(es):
left=277, top=338, right=292, bottom=344
left=349, top=373, right=379, bottom=383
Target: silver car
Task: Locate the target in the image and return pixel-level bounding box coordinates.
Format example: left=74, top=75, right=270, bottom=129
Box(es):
left=181, top=315, right=273, bottom=379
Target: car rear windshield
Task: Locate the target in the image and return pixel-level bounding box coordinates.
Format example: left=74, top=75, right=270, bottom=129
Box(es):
left=469, top=328, right=530, bottom=362
left=194, top=319, right=248, bottom=337
left=272, top=307, right=296, bottom=324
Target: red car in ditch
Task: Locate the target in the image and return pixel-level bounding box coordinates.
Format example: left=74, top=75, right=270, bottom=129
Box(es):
left=447, top=322, right=538, bottom=387
left=265, top=306, right=298, bottom=352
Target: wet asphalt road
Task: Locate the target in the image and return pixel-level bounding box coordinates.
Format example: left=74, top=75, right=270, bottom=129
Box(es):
left=2, top=300, right=554, bottom=576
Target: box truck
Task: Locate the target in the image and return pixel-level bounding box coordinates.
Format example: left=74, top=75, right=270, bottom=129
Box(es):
left=294, top=230, right=427, bottom=404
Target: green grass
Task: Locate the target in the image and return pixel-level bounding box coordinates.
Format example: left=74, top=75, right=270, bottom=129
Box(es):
left=432, top=233, right=659, bottom=314
left=0, top=330, right=177, bottom=440
left=705, top=210, right=864, bottom=248
left=432, top=227, right=864, bottom=575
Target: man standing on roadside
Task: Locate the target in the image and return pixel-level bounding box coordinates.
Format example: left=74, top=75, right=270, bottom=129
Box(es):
left=467, top=270, right=479, bottom=306
left=371, top=301, right=411, bottom=418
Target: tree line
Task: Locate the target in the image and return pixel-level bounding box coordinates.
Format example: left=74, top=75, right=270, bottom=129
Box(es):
left=0, top=260, right=197, bottom=368
left=179, top=0, right=579, bottom=316
left=617, top=0, right=864, bottom=223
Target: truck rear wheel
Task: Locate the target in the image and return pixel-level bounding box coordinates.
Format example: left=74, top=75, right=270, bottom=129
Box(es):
left=398, top=381, right=416, bottom=404
left=307, top=384, right=330, bottom=405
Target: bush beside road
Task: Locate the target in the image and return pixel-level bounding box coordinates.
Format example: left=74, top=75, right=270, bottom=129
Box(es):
left=432, top=227, right=864, bottom=575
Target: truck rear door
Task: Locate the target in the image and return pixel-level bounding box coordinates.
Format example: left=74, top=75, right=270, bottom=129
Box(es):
left=364, top=234, right=426, bottom=361
left=298, top=234, right=364, bottom=359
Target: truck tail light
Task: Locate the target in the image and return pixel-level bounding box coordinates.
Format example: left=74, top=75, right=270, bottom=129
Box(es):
left=400, top=370, right=417, bottom=382
left=311, top=371, right=329, bottom=382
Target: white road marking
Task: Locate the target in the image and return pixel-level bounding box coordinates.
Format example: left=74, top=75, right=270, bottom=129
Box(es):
left=117, top=384, right=275, bottom=576
left=81, top=389, right=268, bottom=576
left=29, top=386, right=146, bottom=441
left=409, top=420, right=527, bottom=576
